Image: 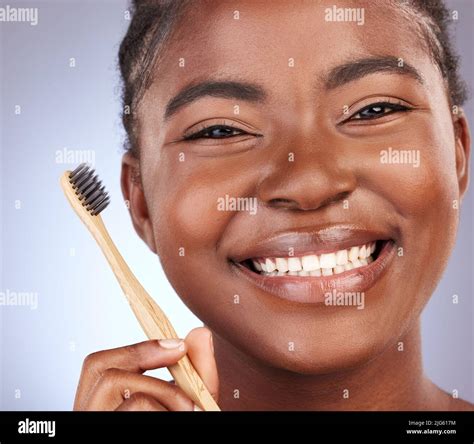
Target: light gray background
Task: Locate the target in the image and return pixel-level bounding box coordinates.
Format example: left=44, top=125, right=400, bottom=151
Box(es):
left=0, top=0, right=472, bottom=409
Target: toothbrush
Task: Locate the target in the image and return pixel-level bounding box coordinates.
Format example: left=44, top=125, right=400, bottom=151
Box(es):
left=60, top=163, right=220, bottom=411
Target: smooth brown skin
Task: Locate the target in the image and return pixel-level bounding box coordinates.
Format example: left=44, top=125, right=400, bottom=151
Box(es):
left=76, top=0, right=472, bottom=410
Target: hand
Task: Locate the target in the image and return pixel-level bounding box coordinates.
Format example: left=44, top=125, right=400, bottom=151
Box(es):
left=73, top=327, right=218, bottom=411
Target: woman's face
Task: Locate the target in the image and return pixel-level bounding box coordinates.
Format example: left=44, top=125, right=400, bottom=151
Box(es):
left=124, top=0, right=470, bottom=374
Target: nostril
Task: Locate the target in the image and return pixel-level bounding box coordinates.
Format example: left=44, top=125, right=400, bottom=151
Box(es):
left=267, top=191, right=351, bottom=211
left=266, top=198, right=300, bottom=209
left=318, top=191, right=351, bottom=208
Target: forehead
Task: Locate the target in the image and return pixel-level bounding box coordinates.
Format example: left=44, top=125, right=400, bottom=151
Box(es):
left=148, top=0, right=434, bottom=105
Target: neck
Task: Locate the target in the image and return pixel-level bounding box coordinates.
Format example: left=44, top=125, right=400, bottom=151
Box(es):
left=213, top=321, right=439, bottom=411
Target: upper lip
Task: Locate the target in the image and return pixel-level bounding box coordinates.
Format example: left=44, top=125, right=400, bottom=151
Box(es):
left=229, top=224, right=395, bottom=262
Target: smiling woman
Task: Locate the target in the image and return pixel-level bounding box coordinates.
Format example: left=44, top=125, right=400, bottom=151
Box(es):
left=73, top=0, right=473, bottom=411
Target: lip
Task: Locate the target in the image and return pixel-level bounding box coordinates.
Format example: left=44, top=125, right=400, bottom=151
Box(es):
left=230, top=225, right=394, bottom=261
left=229, top=225, right=397, bottom=304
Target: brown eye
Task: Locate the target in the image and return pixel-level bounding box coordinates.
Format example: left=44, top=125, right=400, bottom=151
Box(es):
left=351, top=102, right=410, bottom=121
left=185, top=125, right=246, bottom=140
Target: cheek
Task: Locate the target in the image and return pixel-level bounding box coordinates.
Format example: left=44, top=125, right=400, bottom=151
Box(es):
left=364, top=116, right=459, bottom=221
left=143, top=156, right=262, bottom=328
left=363, top=115, right=459, bottom=311
left=168, top=184, right=224, bottom=244
left=147, top=155, right=256, bottom=256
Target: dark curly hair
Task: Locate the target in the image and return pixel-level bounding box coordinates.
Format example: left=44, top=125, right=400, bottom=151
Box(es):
left=119, top=0, right=468, bottom=156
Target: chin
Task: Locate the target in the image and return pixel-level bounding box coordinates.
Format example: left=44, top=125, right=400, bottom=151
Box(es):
left=237, top=315, right=398, bottom=376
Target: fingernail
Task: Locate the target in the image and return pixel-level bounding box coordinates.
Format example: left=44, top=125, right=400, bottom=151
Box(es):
left=209, top=332, right=214, bottom=353
left=159, top=338, right=184, bottom=350
left=193, top=403, right=203, bottom=411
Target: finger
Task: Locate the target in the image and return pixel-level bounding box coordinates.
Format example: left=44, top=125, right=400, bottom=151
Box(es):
left=115, top=392, right=167, bottom=411
left=83, top=368, right=194, bottom=411
left=185, top=327, right=219, bottom=402
left=74, top=339, right=187, bottom=410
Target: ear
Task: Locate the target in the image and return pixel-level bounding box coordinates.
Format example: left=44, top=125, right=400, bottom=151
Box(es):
left=453, top=112, right=471, bottom=201
left=121, top=152, right=157, bottom=253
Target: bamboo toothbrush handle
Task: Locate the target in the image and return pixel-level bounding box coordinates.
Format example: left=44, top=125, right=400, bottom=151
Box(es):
left=62, top=175, right=220, bottom=410
left=91, top=216, right=219, bottom=411
left=92, top=215, right=220, bottom=411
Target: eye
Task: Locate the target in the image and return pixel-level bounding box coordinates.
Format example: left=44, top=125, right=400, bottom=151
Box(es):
left=184, top=124, right=247, bottom=140
left=349, top=101, right=411, bottom=121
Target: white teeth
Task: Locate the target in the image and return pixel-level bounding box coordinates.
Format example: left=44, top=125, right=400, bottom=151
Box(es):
left=348, top=246, right=359, bottom=262
left=265, top=258, right=276, bottom=273
left=319, top=253, right=337, bottom=269
left=275, top=257, right=289, bottom=272
left=288, top=257, right=302, bottom=271
left=352, top=258, right=362, bottom=268
left=336, top=249, right=348, bottom=265
left=301, top=254, right=320, bottom=271
left=359, top=245, right=367, bottom=259
left=322, top=267, right=333, bottom=276
left=253, top=241, right=378, bottom=277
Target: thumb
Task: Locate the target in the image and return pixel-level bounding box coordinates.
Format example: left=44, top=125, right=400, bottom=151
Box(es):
left=184, top=327, right=219, bottom=403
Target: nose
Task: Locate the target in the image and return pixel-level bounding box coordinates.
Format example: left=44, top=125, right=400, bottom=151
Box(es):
left=256, top=139, right=357, bottom=212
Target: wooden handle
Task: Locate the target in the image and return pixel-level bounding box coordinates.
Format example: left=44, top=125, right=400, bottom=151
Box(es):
left=61, top=172, right=220, bottom=411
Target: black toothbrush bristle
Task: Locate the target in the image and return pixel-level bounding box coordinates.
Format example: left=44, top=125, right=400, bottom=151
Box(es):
left=68, top=163, right=110, bottom=216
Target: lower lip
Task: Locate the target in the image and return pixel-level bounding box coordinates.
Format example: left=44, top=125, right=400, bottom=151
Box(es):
left=232, top=241, right=396, bottom=304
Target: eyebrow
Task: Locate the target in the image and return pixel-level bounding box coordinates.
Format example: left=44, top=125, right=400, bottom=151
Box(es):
left=164, top=80, right=267, bottom=120
left=325, top=56, right=424, bottom=90
left=163, top=56, right=423, bottom=119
